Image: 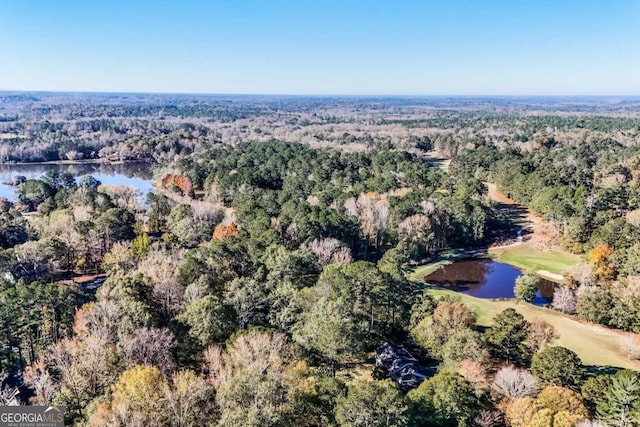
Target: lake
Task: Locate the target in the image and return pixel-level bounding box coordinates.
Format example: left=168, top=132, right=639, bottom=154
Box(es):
left=424, top=258, right=557, bottom=305
left=0, top=163, right=154, bottom=202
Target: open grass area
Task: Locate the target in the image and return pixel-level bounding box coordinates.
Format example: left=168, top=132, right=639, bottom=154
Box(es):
left=425, top=288, right=640, bottom=370
left=424, top=151, right=451, bottom=172
left=491, top=244, right=581, bottom=280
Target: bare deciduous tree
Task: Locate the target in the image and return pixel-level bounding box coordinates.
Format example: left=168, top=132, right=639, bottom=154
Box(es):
left=23, top=360, right=57, bottom=405
left=331, top=246, right=354, bottom=265
left=552, top=286, right=577, bottom=314
left=492, top=365, right=538, bottom=399
left=474, top=409, right=504, bottom=427
left=99, top=185, right=145, bottom=212
left=191, top=201, right=221, bottom=223
left=164, top=370, right=216, bottom=427
left=121, top=327, right=177, bottom=375
left=137, top=248, right=186, bottom=315
left=398, top=214, right=435, bottom=254
left=344, top=194, right=390, bottom=248
left=525, top=318, right=559, bottom=353
left=620, top=335, right=640, bottom=360
left=459, top=359, right=489, bottom=393
left=575, top=421, right=607, bottom=427
left=204, top=330, right=289, bottom=389
left=152, top=279, right=186, bottom=316
left=569, top=263, right=594, bottom=287
left=202, top=345, right=223, bottom=386
left=285, top=222, right=299, bottom=243
left=75, top=300, right=121, bottom=343
left=307, top=237, right=353, bottom=266
left=45, top=336, right=117, bottom=412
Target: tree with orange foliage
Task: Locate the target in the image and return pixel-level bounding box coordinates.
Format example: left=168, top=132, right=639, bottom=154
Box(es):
left=588, top=243, right=616, bottom=280
left=588, top=243, right=613, bottom=265
left=212, top=222, right=238, bottom=241
left=161, top=174, right=193, bottom=196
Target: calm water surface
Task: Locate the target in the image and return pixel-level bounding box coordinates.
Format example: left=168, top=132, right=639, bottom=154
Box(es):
left=0, top=163, right=154, bottom=201
left=424, top=258, right=556, bottom=305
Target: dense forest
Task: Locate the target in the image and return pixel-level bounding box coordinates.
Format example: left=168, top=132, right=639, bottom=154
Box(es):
left=0, top=93, right=639, bottom=426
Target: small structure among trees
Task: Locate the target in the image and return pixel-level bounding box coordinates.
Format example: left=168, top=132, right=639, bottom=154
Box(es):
left=375, top=343, right=435, bottom=391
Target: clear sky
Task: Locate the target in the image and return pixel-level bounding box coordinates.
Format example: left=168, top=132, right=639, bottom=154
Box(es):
left=1, top=0, right=639, bottom=95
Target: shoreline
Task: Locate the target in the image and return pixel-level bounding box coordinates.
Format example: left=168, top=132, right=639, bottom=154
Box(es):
left=409, top=244, right=576, bottom=285
left=0, top=158, right=153, bottom=166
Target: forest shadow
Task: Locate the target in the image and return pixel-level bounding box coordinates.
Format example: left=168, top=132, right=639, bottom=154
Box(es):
left=583, top=365, right=622, bottom=378
left=486, top=201, right=532, bottom=244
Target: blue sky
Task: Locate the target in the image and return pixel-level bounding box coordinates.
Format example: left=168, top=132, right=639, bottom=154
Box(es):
left=1, top=0, right=639, bottom=95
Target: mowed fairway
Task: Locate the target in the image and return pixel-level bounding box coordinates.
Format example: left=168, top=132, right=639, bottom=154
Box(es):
left=409, top=166, right=632, bottom=369
left=426, top=288, right=640, bottom=371
left=492, top=245, right=581, bottom=280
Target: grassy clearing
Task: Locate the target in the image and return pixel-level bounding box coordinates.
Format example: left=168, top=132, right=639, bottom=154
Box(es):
left=424, top=288, right=640, bottom=370
left=492, top=244, right=581, bottom=278
left=424, top=151, right=451, bottom=172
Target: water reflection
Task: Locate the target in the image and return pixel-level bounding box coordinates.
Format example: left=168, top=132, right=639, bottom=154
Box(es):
left=536, top=279, right=558, bottom=302
left=0, top=163, right=154, bottom=201
left=424, top=258, right=557, bottom=305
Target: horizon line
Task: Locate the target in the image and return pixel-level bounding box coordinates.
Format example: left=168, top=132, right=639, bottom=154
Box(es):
left=2, top=89, right=640, bottom=99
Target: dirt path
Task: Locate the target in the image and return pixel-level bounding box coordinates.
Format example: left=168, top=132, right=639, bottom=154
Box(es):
left=485, top=182, right=545, bottom=244
left=425, top=151, right=545, bottom=247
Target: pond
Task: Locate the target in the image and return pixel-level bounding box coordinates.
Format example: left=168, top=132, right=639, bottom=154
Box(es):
left=0, top=163, right=155, bottom=202
left=424, top=258, right=557, bottom=305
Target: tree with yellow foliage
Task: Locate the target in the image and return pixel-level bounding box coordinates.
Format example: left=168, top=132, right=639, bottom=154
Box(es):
left=110, top=365, right=167, bottom=425
left=129, top=233, right=151, bottom=259
left=505, top=397, right=538, bottom=427
left=536, top=385, right=588, bottom=417
left=504, top=385, right=589, bottom=427
left=588, top=243, right=616, bottom=280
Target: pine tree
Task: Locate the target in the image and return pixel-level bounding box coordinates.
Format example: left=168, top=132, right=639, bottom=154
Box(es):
left=597, top=370, right=640, bottom=427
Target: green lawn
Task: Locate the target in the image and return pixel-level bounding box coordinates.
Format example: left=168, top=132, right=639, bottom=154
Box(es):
left=426, top=288, right=640, bottom=370
left=409, top=251, right=637, bottom=370
left=492, top=245, right=581, bottom=279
